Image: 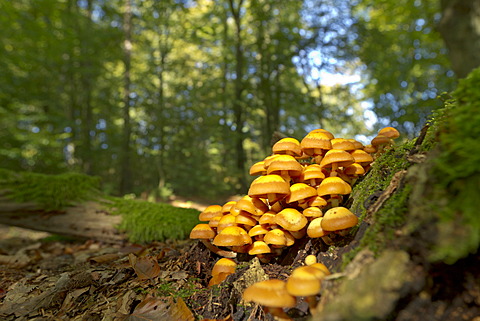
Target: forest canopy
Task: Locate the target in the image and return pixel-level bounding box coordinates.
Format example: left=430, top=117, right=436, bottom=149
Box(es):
left=0, top=0, right=470, bottom=200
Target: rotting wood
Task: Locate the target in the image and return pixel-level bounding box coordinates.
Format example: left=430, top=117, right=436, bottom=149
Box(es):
left=0, top=200, right=124, bottom=243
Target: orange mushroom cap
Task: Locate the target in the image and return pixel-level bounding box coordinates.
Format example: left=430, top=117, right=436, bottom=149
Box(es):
left=190, top=223, right=216, bottom=239
left=321, top=206, right=358, bottom=231
left=272, top=137, right=302, bottom=157
left=274, top=208, right=308, bottom=232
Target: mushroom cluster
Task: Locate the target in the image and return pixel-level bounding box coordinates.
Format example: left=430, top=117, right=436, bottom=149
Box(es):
left=189, top=127, right=399, bottom=287
left=242, top=255, right=331, bottom=320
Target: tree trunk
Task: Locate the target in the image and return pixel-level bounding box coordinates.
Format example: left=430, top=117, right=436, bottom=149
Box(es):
left=438, top=0, right=480, bottom=78
left=120, top=0, right=133, bottom=195
left=0, top=199, right=124, bottom=243
left=228, top=0, right=247, bottom=192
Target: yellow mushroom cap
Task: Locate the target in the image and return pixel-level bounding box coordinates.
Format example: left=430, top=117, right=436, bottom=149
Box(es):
left=259, top=212, right=277, bottom=225
left=264, top=229, right=288, bottom=246
left=221, top=201, right=237, bottom=214
left=272, top=137, right=302, bottom=157
left=217, top=214, right=237, bottom=232
left=310, top=262, right=331, bottom=276
left=308, top=128, right=335, bottom=140
left=378, top=127, right=400, bottom=139
left=319, top=149, right=355, bottom=169
left=301, top=132, right=332, bottom=156
left=199, top=205, right=223, bottom=221
left=343, top=163, right=365, bottom=176
left=243, top=279, right=296, bottom=308
left=304, top=254, right=317, bottom=266
left=350, top=150, right=374, bottom=166
left=248, top=224, right=270, bottom=237
left=330, top=138, right=356, bottom=151
left=211, top=258, right=237, bottom=276
left=317, top=177, right=352, bottom=196
left=274, top=208, right=308, bottom=232
left=347, top=139, right=365, bottom=150
left=213, top=226, right=252, bottom=246
left=286, top=266, right=323, bottom=296
left=321, top=207, right=359, bottom=231
left=234, top=195, right=268, bottom=216
left=302, top=164, right=326, bottom=182
left=286, top=183, right=318, bottom=203
left=235, top=212, right=258, bottom=226
left=307, top=217, right=329, bottom=238
left=303, top=206, right=323, bottom=219
left=308, top=195, right=328, bottom=208
left=249, top=161, right=267, bottom=176
left=266, top=154, right=303, bottom=177
left=190, top=223, right=216, bottom=239
left=248, top=174, right=290, bottom=203
left=248, top=240, right=272, bottom=255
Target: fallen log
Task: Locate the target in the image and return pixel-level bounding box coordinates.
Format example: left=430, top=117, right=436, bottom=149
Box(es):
left=0, top=199, right=124, bottom=243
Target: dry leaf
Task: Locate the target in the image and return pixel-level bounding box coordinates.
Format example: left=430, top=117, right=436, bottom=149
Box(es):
left=88, top=253, right=121, bottom=264
left=124, top=296, right=194, bottom=321
left=128, top=253, right=160, bottom=280
left=200, top=315, right=233, bottom=321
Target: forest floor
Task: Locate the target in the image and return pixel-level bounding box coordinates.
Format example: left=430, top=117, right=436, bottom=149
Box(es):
left=1, top=149, right=480, bottom=320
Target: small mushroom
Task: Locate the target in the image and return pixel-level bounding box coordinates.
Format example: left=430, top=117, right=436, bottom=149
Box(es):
left=319, top=149, right=355, bottom=177
left=272, top=137, right=303, bottom=157
left=317, top=177, right=352, bottom=207
left=286, top=266, right=326, bottom=314
left=209, top=258, right=237, bottom=287
left=321, top=206, right=358, bottom=236
left=248, top=174, right=291, bottom=205
left=243, top=279, right=296, bottom=321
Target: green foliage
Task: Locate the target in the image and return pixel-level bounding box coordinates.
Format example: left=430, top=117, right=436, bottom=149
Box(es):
left=352, top=0, right=455, bottom=135
left=109, top=197, right=200, bottom=243
left=0, top=168, right=101, bottom=210
left=427, top=67, right=480, bottom=263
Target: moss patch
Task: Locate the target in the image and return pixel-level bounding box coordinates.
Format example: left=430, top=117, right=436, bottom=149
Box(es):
left=0, top=168, right=200, bottom=243
left=421, top=67, right=480, bottom=263
left=108, top=197, right=200, bottom=243
left=0, top=169, right=101, bottom=210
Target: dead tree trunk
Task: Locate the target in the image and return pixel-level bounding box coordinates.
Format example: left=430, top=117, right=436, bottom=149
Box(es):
left=0, top=199, right=124, bottom=243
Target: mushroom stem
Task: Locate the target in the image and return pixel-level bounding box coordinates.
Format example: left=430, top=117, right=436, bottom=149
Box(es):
left=305, top=295, right=319, bottom=315
left=330, top=163, right=339, bottom=177
left=267, top=193, right=278, bottom=205
left=264, top=307, right=293, bottom=321
left=200, top=240, right=237, bottom=258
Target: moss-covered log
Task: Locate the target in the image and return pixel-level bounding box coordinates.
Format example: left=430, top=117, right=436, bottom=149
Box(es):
left=0, top=170, right=200, bottom=243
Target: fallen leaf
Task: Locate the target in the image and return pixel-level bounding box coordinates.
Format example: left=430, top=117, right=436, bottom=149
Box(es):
left=129, top=253, right=160, bottom=280
left=88, top=253, right=121, bottom=264
left=124, top=296, right=194, bottom=321
left=200, top=315, right=233, bottom=321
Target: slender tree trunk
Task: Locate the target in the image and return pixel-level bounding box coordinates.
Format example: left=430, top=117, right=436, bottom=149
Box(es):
left=120, top=0, right=133, bottom=195
left=438, top=0, right=480, bottom=78
left=228, top=0, right=247, bottom=192
left=80, top=0, right=94, bottom=175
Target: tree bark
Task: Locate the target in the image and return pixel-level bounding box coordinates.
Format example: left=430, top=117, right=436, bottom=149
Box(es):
left=438, top=0, right=480, bottom=78
left=0, top=200, right=124, bottom=243
left=120, top=0, right=133, bottom=194
left=228, top=0, right=247, bottom=192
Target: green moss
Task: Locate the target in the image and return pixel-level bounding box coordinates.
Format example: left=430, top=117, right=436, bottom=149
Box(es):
left=1, top=168, right=200, bottom=243
left=0, top=169, right=101, bottom=210
left=350, top=140, right=415, bottom=220
left=426, top=67, right=480, bottom=263
left=108, top=197, right=200, bottom=243
left=344, top=184, right=412, bottom=266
